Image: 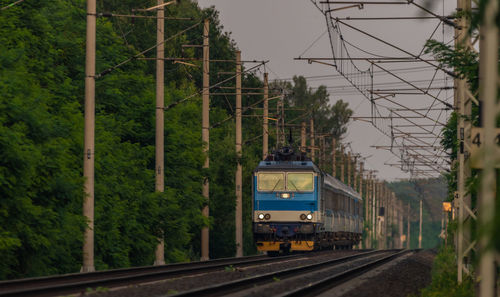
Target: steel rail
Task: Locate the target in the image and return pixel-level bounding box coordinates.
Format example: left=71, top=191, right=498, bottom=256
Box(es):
left=0, top=254, right=299, bottom=297
left=274, top=249, right=411, bottom=297
left=169, top=250, right=390, bottom=297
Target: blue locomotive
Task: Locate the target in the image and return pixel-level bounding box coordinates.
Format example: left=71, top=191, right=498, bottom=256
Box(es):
left=253, top=147, right=363, bottom=255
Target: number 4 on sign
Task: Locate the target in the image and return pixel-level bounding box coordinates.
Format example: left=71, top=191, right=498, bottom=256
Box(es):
left=472, top=133, right=481, bottom=147
left=470, top=127, right=500, bottom=168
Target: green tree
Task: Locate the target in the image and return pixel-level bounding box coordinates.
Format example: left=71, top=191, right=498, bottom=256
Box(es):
left=273, top=75, right=352, bottom=141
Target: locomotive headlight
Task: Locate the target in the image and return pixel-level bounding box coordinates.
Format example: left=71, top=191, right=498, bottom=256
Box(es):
left=280, top=193, right=290, bottom=199
left=258, top=213, right=265, bottom=220
left=306, top=213, right=313, bottom=220
left=300, top=214, right=307, bottom=220
left=264, top=213, right=271, bottom=220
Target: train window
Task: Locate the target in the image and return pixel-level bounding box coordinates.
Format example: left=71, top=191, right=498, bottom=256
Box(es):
left=257, top=172, right=285, bottom=191
left=287, top=173, right=314, bottom=191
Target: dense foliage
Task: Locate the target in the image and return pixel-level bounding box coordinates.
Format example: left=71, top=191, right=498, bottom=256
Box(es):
left=415, top=247, right=474, bottom=297
left=0, top=0, right=353, bottom=279
left=271, top=76, right=352, bottom=140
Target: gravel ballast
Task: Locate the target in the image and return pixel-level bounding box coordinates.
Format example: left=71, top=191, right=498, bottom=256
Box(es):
left=85, top=250, right=360, bottom=297
left=339, top=249, right=436, bottom=297
left=82, top=250, right=435, bottom=297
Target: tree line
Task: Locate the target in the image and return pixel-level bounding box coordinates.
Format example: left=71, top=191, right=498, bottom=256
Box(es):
left=0, top=0, right=352, bottom=279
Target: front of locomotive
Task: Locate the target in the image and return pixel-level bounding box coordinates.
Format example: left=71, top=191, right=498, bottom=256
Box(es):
left=253, top=158, right=321, bottom=254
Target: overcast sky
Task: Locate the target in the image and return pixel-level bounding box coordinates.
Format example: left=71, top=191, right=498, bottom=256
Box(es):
left=196, top=0, right=456, bottom=181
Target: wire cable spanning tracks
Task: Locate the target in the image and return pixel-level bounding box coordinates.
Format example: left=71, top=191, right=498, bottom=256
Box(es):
left=0, top=254, right=300, bottom=297
left=168, top=249, right=408, bottom=297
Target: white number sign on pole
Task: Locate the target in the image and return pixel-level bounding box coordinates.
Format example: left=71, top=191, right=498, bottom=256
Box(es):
left=469, top=127, right=500, bottom=168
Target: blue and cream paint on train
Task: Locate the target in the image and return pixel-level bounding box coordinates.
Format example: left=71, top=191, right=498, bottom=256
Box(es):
left=253, top=156, right=363, bottom=254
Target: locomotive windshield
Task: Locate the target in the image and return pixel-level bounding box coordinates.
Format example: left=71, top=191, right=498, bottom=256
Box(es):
left=257, top=172, right=314, bottom=192
left=287, top=173, right=314, bottom=191
left=257, top=172, right=285, bottom=191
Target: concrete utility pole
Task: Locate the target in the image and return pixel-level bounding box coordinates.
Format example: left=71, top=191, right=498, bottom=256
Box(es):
left=321, top=136, right=326, bottom=169
left=301, top=122, right=306, bottom=153
left=379, top=184, right=385, bottom=250
left=407, top=203, right=411, bottom=249
left=310, top=118, right=315, bottom=161
left=441, top=205, right=445, bottom=245
left=445, top=208, right=449, bottom=246
left=347, top=151, right=351, bottom=187
left=201, top=19, right=210, bottom=261
left=235, top=51, right=243, bottom=258
left=478, top=0, right=498, bottom=295
left=384, top=186, right=388, bottom=249
left=279, top=95, right=285, bottom=146
left=418, top=199, right=422, bottom=249
left=353, top=157, right=357, bottom=190
left=358, top=162, right=363, bottom=197
left=382, top=185, right=386, bottom=249
left=154, top=0, right=166, bottom=266
left=384, top=185, right=387, bottom=249
left=275, top=100, right=280, bottom=148
left=340, top=146, right=345, bottom=183
left=319, top=136, right=324, bottom=169
left=331, top=138, right=336, bottom=177
left=370, top=173, right=375, bottom=249
left=372, top=179, right=377, bottom=248
left=365, top=171, right=372, bottom=249
left=398, top=200, right=404, bottom=249
left=386, top=188, right=390, bottom=249
left=375, top=182, right=381, bottom=249
left=357, top=163, right=363, bottom=249
left=82, top=0, right=96, bottom=273
left=393, top=196, right=396, bottom=248
left=392, top=193, right=397, bottom=248
left=358, top=163, right=363, bottom=248
left=262, top=73, right=269, bottom=159
left=455, top=0, right=473, bottom=282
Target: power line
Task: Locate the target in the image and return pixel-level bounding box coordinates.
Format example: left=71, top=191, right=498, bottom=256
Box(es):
left=298, top=28, right=329, bottom=57
left=96, top=21, right=202, bottom=78
left=278, top=65, right=437, bottom=81
left=1, top=0, right=25, bottom=10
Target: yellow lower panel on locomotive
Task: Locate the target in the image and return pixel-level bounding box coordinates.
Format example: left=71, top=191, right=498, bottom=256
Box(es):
left=256, top=241, right=315, bottom=252
left=291, top=241, right=315, bottom=251
left=256, top=241, right=280, bottom=251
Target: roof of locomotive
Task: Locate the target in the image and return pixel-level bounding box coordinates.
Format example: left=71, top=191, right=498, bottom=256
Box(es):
left=255, top=160, right=320, bottom=172
left=256, top=146, right=319, bottom=172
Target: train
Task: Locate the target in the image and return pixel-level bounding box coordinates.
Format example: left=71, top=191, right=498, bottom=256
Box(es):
left=253, top=146, right=363, bottom=255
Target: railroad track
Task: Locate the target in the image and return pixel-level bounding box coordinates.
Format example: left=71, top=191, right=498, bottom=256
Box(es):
left=169, top=249, right=409, bottom=297
left=274, top=249, right=411, bottom=297
left=0, top=253, right=303, bottom=297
